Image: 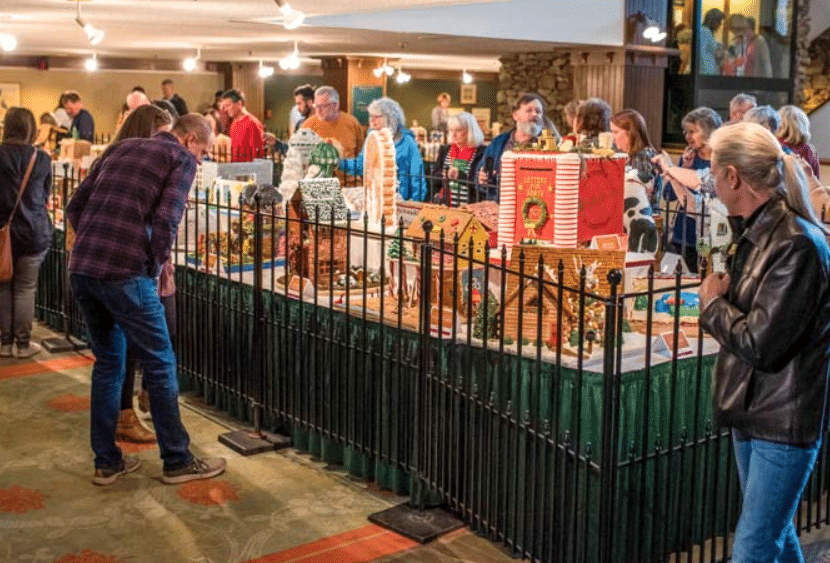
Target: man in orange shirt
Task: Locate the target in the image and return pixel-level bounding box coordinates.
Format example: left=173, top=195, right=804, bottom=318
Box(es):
left=220, top=89, right=264, bottom=162
left=300, top=86, right=364, bottom=159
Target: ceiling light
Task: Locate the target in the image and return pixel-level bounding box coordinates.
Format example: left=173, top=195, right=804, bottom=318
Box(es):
left=462, top=70, right=473, bottom=84
left=183, top=47, right=201, bottom=72
left=274, top=0, right=305, bottom=30
left=395, top=68, right=411, bottom=84
left=85, top=53, right=98, bottom=71
left=75, top=0, right=104, bottom=45
left=0, top=32, right=16, bottom=52
left=258, top=60, right=274, bottom=78
left=279, top=42, right=300, bottom=70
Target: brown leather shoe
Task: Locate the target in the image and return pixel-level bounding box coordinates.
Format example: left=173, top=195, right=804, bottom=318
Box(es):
left=137, top=389, right=151, bottom=418
left=116, top=409, right=156, bottom=443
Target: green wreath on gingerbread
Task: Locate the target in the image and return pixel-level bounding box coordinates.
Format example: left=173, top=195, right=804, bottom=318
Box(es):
left=522, top=196, right=549, bottom=230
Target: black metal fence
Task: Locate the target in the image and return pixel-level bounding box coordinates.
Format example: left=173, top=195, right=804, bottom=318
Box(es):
left=35, top=158, right=830, bottom=563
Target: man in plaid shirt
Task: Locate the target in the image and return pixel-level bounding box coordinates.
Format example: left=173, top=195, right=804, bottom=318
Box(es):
left=66, top=114, right=226, bottom=485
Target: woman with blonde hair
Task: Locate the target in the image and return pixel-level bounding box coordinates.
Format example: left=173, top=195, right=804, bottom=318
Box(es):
left=699, top=121, right=830, bottom=563
left=433, top=111, right=485, bottom=206
left=777, top=104, right=820, bottom=179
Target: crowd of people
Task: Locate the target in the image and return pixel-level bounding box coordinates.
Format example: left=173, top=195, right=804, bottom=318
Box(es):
left=696, top=9, right=780, bottom=78
left=2, top=74, right=829, bottom=553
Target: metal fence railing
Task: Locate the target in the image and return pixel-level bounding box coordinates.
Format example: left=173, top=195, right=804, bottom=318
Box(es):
left=35, top=154, right=830, bottom=563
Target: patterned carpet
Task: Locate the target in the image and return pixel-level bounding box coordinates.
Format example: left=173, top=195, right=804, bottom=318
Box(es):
left=0, top=330, right=515, bottom=563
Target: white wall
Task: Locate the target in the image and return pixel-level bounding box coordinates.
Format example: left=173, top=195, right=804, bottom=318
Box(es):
left=809, top=0, right=830, bottom=160
left=811, top=104, right=830, bottom=161
left=308, top=0, right=626, bottom=47
left=809, top=0, right=830, bottom=42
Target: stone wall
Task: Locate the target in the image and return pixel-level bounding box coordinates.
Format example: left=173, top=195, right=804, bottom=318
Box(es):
left=800, top=0, right=830, bottom=113
left=497, top=51, right=573, bottom=135
left=795, top=0, right=813, bottom=108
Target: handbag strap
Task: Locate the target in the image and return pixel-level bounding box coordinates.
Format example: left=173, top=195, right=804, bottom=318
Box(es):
left=3, top=149, right=38, bottom=229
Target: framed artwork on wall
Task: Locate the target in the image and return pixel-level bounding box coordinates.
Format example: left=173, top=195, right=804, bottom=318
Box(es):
left=460, top=84, right=477, bottom=105
left=0, top=83, right=21, bottom=127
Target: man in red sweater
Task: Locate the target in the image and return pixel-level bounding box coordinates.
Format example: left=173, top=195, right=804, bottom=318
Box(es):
left=220, top=89, right=264, bottom=162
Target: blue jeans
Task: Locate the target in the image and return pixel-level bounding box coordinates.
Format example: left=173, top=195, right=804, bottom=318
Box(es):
left=732, top=432, right=821, bottom=563
left=70, top=274, right=192, bottom=471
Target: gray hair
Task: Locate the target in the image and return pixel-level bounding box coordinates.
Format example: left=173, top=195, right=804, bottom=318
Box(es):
left=777, top=105, right=811, bottom=145
left=710, top=122, right=827, bottom=235
left=743, top=105, right=780, bottom=133
left=681, top=107, right=722, bottom=140
left=447, top=112, right=484, bottom=147
left=367, top=97, right=406, bottom=141
left=314, top=86, right=339, bottom=104
left=729, top=93, right=757, bottom=113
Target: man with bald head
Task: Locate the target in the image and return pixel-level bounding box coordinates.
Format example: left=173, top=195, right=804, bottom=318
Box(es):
left=66, top=114, right=226, bottom=487
left=126, top=90, right=151, bottom=112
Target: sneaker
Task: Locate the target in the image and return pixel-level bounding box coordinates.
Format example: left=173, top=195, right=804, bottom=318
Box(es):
left=92, top=456, right=142, bottom=486
left=161, top=456, right=226, bottom=485
left=0, top=344, right=12, bottom=358
left=15, top=342, right=42, bottom=359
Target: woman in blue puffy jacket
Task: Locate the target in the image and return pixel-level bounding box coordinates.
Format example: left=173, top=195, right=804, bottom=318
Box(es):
left=340, top=97, right=427, bottom=202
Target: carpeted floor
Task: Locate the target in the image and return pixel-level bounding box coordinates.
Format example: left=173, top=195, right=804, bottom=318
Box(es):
left=7, top=323, right=830, bottom=563
left=0, top=324, right=518, bottom=563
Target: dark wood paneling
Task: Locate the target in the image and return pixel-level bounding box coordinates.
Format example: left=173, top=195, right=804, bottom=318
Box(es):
left=624, top=61, right=666, bottom=149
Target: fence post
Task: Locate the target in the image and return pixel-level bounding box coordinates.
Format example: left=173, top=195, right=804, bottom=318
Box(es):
left=367, top=219, right=463, bottom=543
left=42, top=163, right=88, bottom=353
left=218, top=193, right=290, bottom=454
left=598, top=268, right=622, bottom=563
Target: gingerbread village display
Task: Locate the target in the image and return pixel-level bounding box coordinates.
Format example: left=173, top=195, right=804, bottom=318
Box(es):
left=181, top=126, right=712, bottom=361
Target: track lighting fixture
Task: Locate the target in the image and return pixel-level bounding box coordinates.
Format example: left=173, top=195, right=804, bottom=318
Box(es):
left=279, top=42, right=300, bottom=70
left=183, top=48, right=201, bottom=72
left=85, top=52, right=98, bottom=71
left=373, top=59, right=395, bottom=78
left=75, top=0, right=104, bottom=46
left=258, top=60, right=275, bottom=78
left=273, top=0, right=305, bottom=30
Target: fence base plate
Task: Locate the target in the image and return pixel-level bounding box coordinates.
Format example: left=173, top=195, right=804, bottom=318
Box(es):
left=218, top=431, right=274, bottom=456
left=261, top=431, right=292, bottom=450
left=368, top=503, right=464, bottom=544
left=41, top=336, right=88, bottom=353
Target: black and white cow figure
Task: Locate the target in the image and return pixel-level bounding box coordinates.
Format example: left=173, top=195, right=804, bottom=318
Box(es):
left=623, top=169, right=658, bottom=255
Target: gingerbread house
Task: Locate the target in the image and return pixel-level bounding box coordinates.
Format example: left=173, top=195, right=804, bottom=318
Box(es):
left=287, top=184, right=348, bottom=285
left=497, top=151, right=627, bottom=250
left=502, top=245, right=626, bottom=346
left=500, top=267, right=576, bottom=347
left=405, top=204, right=490, bottom=269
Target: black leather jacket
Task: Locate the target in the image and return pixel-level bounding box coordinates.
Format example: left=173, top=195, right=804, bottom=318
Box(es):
left=700, top=194, right=830, bottom=445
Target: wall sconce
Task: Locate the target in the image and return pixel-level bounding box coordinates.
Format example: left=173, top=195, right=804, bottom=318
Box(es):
left=75, top=0, right=105, bottom=46
left=273, top=0, right=305, bottom=30
left=628, top=11, right=666, bottom=43
left=462, top=69, right=473, bottom=84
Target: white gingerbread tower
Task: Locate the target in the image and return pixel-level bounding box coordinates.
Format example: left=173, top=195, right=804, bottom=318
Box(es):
left=362, top=128, right=397, bottom=231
